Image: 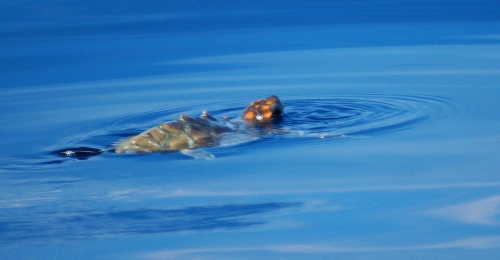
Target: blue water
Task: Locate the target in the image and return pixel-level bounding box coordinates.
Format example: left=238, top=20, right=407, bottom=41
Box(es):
left=1, top=1, right=500, bottom=259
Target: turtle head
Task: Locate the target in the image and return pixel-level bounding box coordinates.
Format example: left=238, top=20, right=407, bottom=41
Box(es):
left=242, top=95, right=284, bottom=123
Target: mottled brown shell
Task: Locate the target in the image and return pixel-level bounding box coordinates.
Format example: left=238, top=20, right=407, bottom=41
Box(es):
left=114, top=111, right=231, bottom=153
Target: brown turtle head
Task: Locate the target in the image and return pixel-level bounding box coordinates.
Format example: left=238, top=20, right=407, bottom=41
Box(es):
left=242, top=95, right=284, bottom=123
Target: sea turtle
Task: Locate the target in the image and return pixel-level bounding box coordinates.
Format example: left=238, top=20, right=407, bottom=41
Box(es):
left=59, top=95, right=284, bottom=159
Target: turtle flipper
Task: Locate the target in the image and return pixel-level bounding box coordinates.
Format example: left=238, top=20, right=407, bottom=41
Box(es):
left=180, top=149, right=215, bottom=159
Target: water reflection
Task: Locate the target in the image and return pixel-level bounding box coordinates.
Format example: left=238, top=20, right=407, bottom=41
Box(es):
left=0, top=202, right=301, bottom=245
left=426, top=195, right=500, bottom=226
left=143, top=236, right=500, bottom=259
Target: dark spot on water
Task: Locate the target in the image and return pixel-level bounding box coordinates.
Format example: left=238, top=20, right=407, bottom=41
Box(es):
left=52, top=147, right=104, bottom=160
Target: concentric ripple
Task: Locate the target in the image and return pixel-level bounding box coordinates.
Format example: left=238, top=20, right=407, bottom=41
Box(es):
left=280, top=93, right=453, bottom=138
left=192, top=93, right=455, bottom=155
left=1, top=93, right=454, bottom=169
left=58, top=93, right=453, bottom=156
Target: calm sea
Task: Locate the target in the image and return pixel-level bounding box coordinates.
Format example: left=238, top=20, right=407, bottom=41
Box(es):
left=1, top=1, right=500, bottom=259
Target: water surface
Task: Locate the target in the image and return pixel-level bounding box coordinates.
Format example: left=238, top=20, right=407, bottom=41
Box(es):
left=1, top=1, right=500, bottom=259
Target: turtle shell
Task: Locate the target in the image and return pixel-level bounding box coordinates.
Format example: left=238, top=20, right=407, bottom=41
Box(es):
left=114, top=111, right=232, bottom=153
